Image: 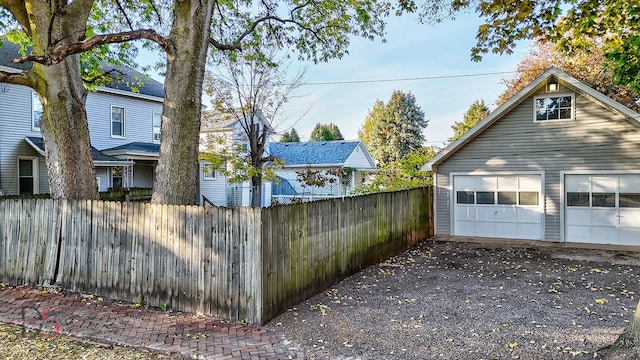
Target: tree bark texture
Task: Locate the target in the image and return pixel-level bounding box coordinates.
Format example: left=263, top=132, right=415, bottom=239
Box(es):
left=22, top=1, right=98, bottom=199
left=605, top=301, right=640, bottom=359
left=152, top=0, right=214, bottom=205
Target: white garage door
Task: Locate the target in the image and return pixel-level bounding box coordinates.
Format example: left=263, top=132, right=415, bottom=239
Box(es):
left=453, top=175, right=543, bottom=239
left=565, top=175, right=640, bottom=245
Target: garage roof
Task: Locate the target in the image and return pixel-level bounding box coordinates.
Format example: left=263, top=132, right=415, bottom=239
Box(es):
left=422, top=67, right=640, bottom=172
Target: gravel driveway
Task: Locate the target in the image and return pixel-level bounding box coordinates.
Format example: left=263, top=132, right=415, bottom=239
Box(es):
left=266, top=240, right=640, bottom=360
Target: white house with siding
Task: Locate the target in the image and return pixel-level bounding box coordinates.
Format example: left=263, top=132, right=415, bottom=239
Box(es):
left=269, top=140, right=376, bottom=203
left=422, top=67, right=640, bottom=247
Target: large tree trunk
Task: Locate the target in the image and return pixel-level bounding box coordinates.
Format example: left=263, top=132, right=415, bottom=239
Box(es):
left=605, top=301, right=640, bottom=359
left=152, top=0, right=214, bottom=205
left=28, top=1, right=98, bottom=200
left=35, top=60, right=97, bottom=199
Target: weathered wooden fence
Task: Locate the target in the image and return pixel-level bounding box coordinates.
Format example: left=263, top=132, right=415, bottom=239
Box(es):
left=0, top=187, right=432, bottom=324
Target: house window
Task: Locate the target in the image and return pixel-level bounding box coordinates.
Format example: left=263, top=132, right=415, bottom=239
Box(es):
left=32, top=92, right=43, bottom=131
left=535, top=95, right=573, bottom=121
left=111, top=105, right=125, bottom=137
left=18, top=157, right=38, bottom=194
left=153, top=111, right=162, bottom=143
left=112, top=167, right=123, bottom=189
left=203, top=162, right=216, bottom=180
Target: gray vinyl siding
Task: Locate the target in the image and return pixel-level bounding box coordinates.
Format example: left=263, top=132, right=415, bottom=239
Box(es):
left=435, top=85, right=640, bottom=242
left=1, top=83, right=163, bottom=195
left=0, top=84, right=49, bottom=195
left=198, top=161, right=228, bottom=206
left=132, top=163, right=154, bottom=188
left=95, top=168, right=109, bottom=192
left=87, top=91, right=163, bottom=150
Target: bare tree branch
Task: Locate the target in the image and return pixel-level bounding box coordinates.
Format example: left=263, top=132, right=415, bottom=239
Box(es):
left=11, top=29, right=169, bottom=65
left=112, top=0, right=135, bottom=30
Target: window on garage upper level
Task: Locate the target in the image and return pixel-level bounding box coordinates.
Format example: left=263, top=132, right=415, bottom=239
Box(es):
left=534, top=94, right=573, bottom=122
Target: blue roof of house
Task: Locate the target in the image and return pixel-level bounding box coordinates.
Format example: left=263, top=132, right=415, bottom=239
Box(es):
left=26, top=137, right=125, bottom=163
left=269, top=141, right=361, bottom=166
left=102, top=142, right=160, bottom=154
left=0, top=41, right=163, bottom=98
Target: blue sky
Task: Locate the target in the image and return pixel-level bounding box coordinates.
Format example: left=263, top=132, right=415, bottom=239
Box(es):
left=278, top=11, right=532, bottom=146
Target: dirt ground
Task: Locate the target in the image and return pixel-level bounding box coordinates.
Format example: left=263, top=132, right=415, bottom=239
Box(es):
left=266, top=240, right=640, bottom=360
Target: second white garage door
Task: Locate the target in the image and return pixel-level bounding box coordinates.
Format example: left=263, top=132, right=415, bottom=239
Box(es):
left=565, top=174, right=640, bottom=245
left=453, top=175, right=543, bottom=240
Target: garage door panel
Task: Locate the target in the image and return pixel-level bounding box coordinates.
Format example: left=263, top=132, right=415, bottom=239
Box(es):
left=455, top=176, right=477, bottom=191
left=592, top=176, right=617, bottom=192
left=620, top=209, right=640, bottom=227
left=518, top=207, right=541, bottom=223
left=477, top=177, right=498, bottom=191
left=496, top=206, right=517, bottom=222
left=519, top=175, right=541, bottom=190
left=567, top=225, right=591, bottom=242
left=476, top=207, right=496, bottom=221
left=455, top=205, right=475, bottom=221
left=497, top=176, right=518, bottom=191
left=495, top=222, right=517, bottom=238
left=591, top=209, right=618, bottom=227
left=619, top=228, right=640, bottom=246
left=592, top=226, right=618, bottom=243
left=566, top=175, right=591, bottom=192
left=475, top=222, right=495, bottom=237
left=566, top=208, right=591, bottom=226
left=619, top=176, right=639, bottom=192
left=454, top=220, right=476, bottom=236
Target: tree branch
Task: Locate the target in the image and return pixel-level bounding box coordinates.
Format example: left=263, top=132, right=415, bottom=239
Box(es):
left=11, top=29, right=169, bottom=65
left=209, top=12, right=324, bottom=51
left=0, top=70, right=33, bottom=87
left=1, top=1, right=31, bottom=37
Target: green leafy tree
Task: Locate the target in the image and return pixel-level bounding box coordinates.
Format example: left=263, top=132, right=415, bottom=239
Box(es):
left=448, top=100, right=489, bottom=143
left=354, top=146, right=437, bottom=194
left=442, top=1, right=640, bottom=95
left=309, top=123, right=344, bottom=141
left=359, top=90, right=428, bottom=167
left=1, top=0, right=422, bottom=203
left=280, top=128, right=301, bottom=142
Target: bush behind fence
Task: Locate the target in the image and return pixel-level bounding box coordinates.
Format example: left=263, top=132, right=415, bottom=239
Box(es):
left=0, top=187, right=432, bottom=324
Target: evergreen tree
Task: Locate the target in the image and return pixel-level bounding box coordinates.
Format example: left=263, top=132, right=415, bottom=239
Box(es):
left=280, top=128, right=301, bottom=142
left=309, top=123, right=344, bottom=141
left=359, top=90, right=427, bottom=167
left=448, top=100, right=489, bottom=143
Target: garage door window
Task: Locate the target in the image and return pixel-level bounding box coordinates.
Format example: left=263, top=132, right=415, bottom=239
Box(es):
left=519, top=192, right=539, bottom=206
left=498, top=191, right=517, bottom=205
left=476, top=191, right=495, bottom=204
left=592, top=193, right=615, bottom=207
left=620, top=193, right=640, bottom=208
left=567, top=192, right=589, bottom=207
left=457, top=191, right=474, bottom=204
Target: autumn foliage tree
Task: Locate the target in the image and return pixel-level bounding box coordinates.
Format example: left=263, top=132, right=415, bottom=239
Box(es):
left=496, top=40, right=640, bottom=111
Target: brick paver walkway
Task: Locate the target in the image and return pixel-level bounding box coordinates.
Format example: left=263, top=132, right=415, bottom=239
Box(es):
left=0, top=286, right=305, bottom=359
